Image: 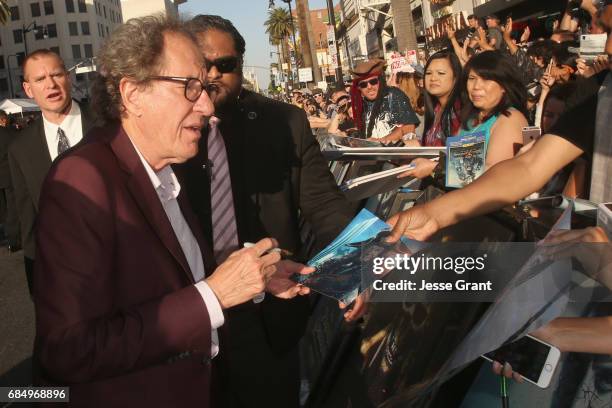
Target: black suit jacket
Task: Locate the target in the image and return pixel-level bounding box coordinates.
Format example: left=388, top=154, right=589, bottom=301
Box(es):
left=0, top=125, right=21, bottom=247
left=179, top=89, right=354, bottom=353
left=0, top=126, right=13, bottom=189
left=8, top=101, right=98, bottom=259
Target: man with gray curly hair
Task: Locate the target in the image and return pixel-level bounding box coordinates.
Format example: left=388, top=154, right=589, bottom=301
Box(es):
left=33, top=15, right=311, bottom=407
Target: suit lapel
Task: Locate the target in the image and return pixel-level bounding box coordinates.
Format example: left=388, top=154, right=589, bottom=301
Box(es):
left=109, top=125, right=194, bottom=283
left=29, top=119, right=53, bottom=209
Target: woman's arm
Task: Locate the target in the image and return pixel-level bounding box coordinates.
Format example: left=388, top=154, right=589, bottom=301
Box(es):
left=485, top=110, right=527, bottom=168
left=327, top=112, right=344, bottom=134
left=308, top=116, right=331, bottom=129
left=446, top=24, right=468, bottom=66
left=502, top=17, right=519, bottom=55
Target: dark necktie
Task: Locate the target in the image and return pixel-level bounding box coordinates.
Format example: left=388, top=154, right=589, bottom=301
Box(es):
left=208, top=116, right=239, bottom=263
left=57, top=127, right=70, bottom=156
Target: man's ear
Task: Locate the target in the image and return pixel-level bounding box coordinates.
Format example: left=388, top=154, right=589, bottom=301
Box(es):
left=119, top=78, right=144, bottom=117
left=23, top=81, right=34, bottom=99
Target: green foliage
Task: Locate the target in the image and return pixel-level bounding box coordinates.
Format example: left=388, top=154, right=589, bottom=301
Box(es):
left=264, top=7, right=295, bottom=45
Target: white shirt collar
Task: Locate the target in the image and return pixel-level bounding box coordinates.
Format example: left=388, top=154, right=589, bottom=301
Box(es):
left=128, top=136, right=181, bottom=202
left=42, top=100, right=84, bottom=161
left=42, top=99, right=81, bottom=133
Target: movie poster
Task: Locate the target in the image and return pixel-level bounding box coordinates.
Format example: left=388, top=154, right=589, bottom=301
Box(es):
left=446, top=132, right=486, bottom=189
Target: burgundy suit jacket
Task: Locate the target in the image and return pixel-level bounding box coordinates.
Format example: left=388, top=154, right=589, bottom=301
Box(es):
left=34, top=122, right=218, bottom=407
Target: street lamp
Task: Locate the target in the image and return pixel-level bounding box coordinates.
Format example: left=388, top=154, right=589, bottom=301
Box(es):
left=22, top=21, right=48, bottom=55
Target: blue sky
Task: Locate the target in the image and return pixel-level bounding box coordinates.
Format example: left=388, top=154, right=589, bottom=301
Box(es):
left=180, top=0, right=334, bottom=90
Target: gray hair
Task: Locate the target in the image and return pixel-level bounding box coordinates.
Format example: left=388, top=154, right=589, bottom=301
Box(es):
left=91, top=14, right=199, bottom=121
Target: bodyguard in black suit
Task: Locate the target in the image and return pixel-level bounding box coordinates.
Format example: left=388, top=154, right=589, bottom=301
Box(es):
left=180, top=15, right=359, bottom=408
left=7, top=49, right=98, bottom=294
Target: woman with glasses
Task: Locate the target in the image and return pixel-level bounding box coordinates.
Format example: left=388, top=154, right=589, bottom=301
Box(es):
left=349, top=59, right=420, bottom=143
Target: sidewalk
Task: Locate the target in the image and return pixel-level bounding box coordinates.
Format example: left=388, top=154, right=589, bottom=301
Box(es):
left=0, top=246, right=34, bottom=389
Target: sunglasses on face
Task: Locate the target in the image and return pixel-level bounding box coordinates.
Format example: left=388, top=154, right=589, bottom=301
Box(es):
left=204, top=56, right=240, bottom=74
left=358, top=77, right=379, bottom=88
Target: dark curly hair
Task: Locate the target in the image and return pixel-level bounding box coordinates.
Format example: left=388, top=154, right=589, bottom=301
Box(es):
left=91, top=14, right=198, bottom=122
left=459, top=51, right=528, bottom=130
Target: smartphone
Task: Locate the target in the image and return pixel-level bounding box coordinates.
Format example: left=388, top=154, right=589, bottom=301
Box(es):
left=545, top=58, right=554, bottom=75
left=522, top=126, right=542, bottom=146
left=482, top=335, right=561, bottom=388
left=579, top=33, right=607, bottom=61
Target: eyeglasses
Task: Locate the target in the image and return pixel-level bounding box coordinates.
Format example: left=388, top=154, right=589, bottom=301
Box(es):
left=204, top=56, right=240, bottom=74
left=358, top=77, right=379, bottom=89
left=149, top=76, right=208, bottom=102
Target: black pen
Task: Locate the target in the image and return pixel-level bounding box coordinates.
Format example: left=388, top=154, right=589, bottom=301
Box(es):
left=500, top=376, right=509, bottom=408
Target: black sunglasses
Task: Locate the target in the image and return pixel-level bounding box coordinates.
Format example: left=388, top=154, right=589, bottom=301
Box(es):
left=149, top=76, right=207, bottom=102
left=204, top=56, right=240, bottom=74
left=358, top=77, right=379, bottom=89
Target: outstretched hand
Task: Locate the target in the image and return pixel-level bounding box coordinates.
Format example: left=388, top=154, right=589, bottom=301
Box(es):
left=386, top=205, right=440, bottom=243
left=446, top=23, right=456, bottom=40
left=266, top=260, right=313, bottom=299
left=576, top=56, right=608, bottom=78
left=340, top=291, right=368, bottom=322
left=520, top=26, right=531, bottom=43
left=502, top=17, right=513, bottom=38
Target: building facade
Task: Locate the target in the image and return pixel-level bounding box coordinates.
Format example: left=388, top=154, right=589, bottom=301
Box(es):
left=0, top=0, right=123, bottom=100
left=308, top=5, right=341, bottom=83
left=335, top=0, right=480, bottom=71
left=337, top=0, right=427, bottom=73
left=120, top=0, right=186, bottom=21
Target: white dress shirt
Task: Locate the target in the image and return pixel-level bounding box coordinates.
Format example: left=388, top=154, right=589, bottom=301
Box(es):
left=42, top=100, right=84, bottom=161
left=131, top=140, right=224, bottom=358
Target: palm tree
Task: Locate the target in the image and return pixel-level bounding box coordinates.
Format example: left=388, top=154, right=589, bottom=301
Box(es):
left=0, top=1, right=10, bottom=25
left=265, top=7, right=295, bottom=85
left=265, top=7, right=294, bottom=44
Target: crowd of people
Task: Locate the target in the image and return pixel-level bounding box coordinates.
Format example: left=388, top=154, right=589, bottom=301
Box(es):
left=283, top=0, right=611, bottom=203
left=0, top=0, right=609, bottom=406
left=282, top=0, right=612, bottom=397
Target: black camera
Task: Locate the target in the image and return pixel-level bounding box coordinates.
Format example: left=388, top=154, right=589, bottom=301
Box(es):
left=567, top=0, right=582, bottom=9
